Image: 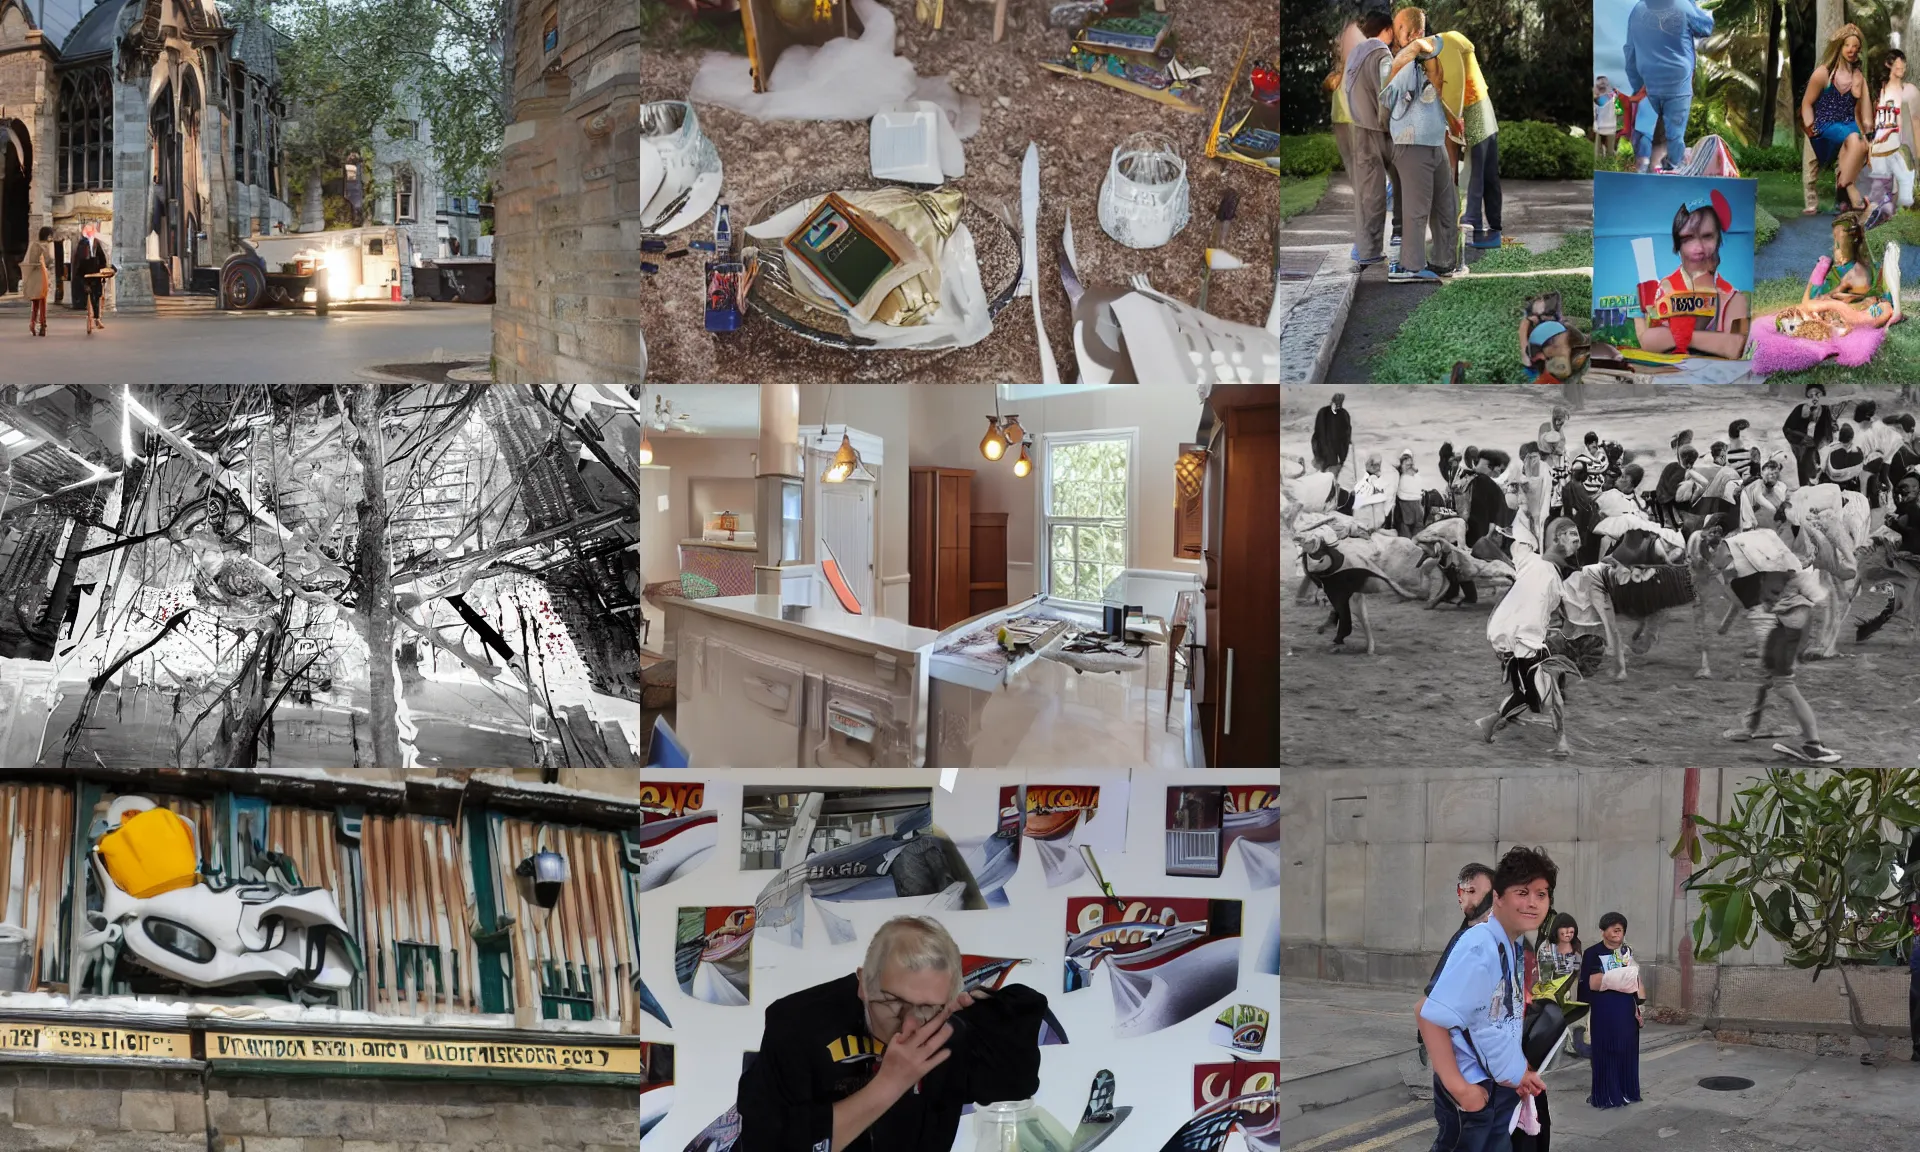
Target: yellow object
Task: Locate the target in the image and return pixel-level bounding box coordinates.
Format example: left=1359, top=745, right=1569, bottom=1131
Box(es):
left=98, top=808, right=199, bottom=898
left=1619, top=348, right=1689, bottom=365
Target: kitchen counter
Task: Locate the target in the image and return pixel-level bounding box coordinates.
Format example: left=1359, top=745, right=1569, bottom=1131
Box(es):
left=670, top=595, right=941, bottom=660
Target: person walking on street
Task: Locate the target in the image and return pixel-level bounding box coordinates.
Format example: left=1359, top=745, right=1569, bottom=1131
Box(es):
left=20, top=226, right=51, bottom=338
left=72, top=221, right=109, bottom=334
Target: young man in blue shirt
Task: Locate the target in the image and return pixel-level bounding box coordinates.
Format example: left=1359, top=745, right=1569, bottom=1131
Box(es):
left=1417, top=846, right=1554, bottom=1150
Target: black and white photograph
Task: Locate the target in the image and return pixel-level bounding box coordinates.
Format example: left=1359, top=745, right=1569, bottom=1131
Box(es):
left=1283, top=381, right=1920, bottom=767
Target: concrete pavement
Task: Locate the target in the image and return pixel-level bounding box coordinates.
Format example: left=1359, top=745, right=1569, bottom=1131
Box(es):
left=1285, top=976, right=1920, bottom=1151
left=0, top=299, right=491, bottom=384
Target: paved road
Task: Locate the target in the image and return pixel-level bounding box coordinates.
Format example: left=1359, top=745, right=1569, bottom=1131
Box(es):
left=1290, top=1038, right=1920, bottom=1152
left=0, top=300, right=491, bottom=383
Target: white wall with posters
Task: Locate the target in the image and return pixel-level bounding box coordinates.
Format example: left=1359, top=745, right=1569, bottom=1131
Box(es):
left=637, top=766, right=1279, bottom=1152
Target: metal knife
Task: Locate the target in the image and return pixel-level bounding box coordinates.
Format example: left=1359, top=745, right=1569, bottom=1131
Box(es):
left=1022, top=142, right=1062, bottom=386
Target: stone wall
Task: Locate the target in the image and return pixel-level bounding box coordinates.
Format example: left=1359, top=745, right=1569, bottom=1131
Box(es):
left=0, top=1066, right=638, bottom=1151
left=490, top=0, right=641, bottom=384
left=1282, top=764, right=1914, bottom=1031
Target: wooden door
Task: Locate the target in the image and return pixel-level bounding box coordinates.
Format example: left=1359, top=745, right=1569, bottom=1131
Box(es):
left=909, top=469, right=934, bottom=627
left=1214, top=393, right=1279, bottom=767
left=937, top=473, right=972, bottom=627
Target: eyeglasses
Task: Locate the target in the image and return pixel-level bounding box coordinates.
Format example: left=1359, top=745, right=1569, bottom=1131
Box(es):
left=870, top=990, right=947, bottom=1023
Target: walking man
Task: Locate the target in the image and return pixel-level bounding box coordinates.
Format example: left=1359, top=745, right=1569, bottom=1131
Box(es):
left=1622, top=0, right=1715, bottom=171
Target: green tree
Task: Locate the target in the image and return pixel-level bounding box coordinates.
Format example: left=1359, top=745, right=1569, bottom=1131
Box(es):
left=1680, top=766, right=1920, bottom=1058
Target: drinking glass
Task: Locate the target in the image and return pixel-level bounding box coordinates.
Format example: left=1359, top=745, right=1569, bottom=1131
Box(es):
left=1098, top=132, right=1190, bottom=249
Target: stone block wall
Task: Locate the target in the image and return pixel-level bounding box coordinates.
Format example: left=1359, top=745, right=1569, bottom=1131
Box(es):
left=491, top=0, right=641, bottom=384
left=1282, top=764, right=1912, bottom=1031
left=0, top=1067, right=638, bottom=1151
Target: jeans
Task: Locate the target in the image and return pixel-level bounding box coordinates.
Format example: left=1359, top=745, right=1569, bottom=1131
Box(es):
left=1463, top=134, right=1503, bottom=234
left=1430, top=1077, right=1519, bottom=1152
left=1646, top=91, right=1693, bottom=168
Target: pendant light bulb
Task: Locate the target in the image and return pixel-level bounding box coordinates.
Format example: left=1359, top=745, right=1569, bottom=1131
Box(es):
left=639, top=430, right=654, bottom=465
left=824, top=432, right=860, bottom=483
left=980, top=416, right=1005, bottom=462
left=1013, top=438, right=1033, bottom=478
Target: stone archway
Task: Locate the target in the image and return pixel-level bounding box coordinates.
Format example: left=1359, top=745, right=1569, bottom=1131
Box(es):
left=0, top=121, right=28, bottom=296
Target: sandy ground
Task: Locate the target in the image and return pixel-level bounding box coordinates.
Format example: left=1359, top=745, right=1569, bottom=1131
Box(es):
left=1281, top=383, right=1920, bottom=769
left=639, top=0, right=1277, bottom=385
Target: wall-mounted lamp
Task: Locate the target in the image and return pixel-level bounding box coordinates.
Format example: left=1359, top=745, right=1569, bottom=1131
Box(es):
left=516, top=849, right=570, bottom=909
left=1174, top=446, right=1209, bottom=496
left=639, top=429, right=654, bottom=465
left=1013, top=437, right=1034, bottom=478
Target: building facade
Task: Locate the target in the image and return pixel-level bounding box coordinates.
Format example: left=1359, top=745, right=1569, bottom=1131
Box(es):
left=491, top=0, right=640, bottom=383
left=0, top=0, right=291, bottom=311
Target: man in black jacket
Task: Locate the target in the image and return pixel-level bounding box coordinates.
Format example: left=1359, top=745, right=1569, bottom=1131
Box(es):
left=1313, top=393, right=1353, bottom=481
left=736, top=915, right=1047, bottom=1152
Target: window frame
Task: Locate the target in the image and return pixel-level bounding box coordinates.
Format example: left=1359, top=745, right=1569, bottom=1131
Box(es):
left=1038, top=427, right=1137, bottom=607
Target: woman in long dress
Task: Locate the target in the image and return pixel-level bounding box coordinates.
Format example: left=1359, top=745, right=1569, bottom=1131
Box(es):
left=20, top=226, right=50, bottom=337
left=1577, top=911, right=1643, bottom=1108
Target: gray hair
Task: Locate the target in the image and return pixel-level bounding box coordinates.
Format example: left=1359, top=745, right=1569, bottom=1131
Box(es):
left=862, top=915, right=963, bottom=997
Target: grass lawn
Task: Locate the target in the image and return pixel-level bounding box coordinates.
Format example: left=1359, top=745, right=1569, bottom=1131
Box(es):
left=1282, top=172, right=1331, bottom=222
left=1370, top=272, right=1592, bottom=384
left=1469, top=229, right=1593, bottom=274
left=1753, top=171, right=1805, bottom=223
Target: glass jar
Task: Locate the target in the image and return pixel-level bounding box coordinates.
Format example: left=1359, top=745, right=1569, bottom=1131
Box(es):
left=974, top=1100, right=1037, bottom=1152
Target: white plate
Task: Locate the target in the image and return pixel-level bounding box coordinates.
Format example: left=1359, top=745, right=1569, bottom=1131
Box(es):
left=648, top=169, right=725, bottom=236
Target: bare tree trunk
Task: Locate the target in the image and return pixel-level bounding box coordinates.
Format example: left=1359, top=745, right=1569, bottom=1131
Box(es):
left=351, top=384, right=403, bottom=774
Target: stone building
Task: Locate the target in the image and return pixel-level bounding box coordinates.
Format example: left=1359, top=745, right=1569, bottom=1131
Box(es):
left=0, top=0, right=291, bottom=311
left=365, top=88, right=488, bottom=295
left=491, top=0, right=640, bottom=383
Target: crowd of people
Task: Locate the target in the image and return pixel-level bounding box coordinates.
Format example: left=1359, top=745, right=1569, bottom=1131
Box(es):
left=1292, top=387, right=1920, bottom=763
left=1327, top=7, right=1501, bottom=284
left=1416, top=850, right=1645, bottom=1151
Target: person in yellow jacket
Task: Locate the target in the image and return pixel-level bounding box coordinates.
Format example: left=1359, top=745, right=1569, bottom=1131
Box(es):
left=1432, top=29, right=1504, bottom=251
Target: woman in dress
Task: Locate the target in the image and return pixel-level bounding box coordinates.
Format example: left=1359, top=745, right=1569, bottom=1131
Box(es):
left=1577, top=912, right=1643, bottom=1109
left=20, top=226, right=50, bottom=338
left=1801, top=24, right=1873, bottom=214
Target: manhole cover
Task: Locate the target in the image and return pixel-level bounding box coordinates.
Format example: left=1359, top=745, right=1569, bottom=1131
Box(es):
left=1277, top=251, right=1328, bottom=282
left=1698, top=1076, right=1755, bottom=1091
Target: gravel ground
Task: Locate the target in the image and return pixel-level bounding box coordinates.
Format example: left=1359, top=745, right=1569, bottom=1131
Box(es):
left=639, top=0, right=1278, bottom=384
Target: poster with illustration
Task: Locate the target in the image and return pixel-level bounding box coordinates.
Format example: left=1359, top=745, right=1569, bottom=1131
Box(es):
left=999, top=783, right=1131, bottom=889
left=1156, top=1059, right=1279, bottom=1152
left=1210, top=1005, right=1270, bottom=1054
left=742, top=786, right=986, bottom=948
left=640, top=976, right=672, bottom=1028
left=640, top=780, right=718, bottom=893
left=1164, top=784, right=1278, bottom=886
left=1594, top=171, right=1757, bottom=379
left=1063, top=896, right=1242, bottom=1037
left=675, top=907, right=755, bottom=1006
left=641, top=1043, right=675, bottom=1141
left=681, top=1052, right=755, bottom=1152
left=1256, top=915, right=1279, bottom=976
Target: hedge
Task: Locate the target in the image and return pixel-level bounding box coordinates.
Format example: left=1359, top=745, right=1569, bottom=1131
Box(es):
left=1497, top=121, right=1594, bottom=180
left=1734, top=143, right=1802, bottom=173
left=1280, top=134, right=1343, bottom=178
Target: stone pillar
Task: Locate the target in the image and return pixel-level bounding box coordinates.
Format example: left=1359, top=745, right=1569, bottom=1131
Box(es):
left=111, top=77, right=153, bottom=312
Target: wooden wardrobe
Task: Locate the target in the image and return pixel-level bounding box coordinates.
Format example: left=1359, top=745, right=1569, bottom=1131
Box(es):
left=909, top=467, right=975, bottom=630
left=1195, top=386, right=1279, bottom=768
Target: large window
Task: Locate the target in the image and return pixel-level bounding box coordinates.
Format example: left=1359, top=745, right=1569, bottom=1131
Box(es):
left=57, top=69, right=113, bottom=192
left=394, top=168, right=416, bottom=222
left=1042, top=430, right=1134, bottom=603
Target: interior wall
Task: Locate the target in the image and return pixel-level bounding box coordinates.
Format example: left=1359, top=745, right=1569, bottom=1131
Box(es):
left=687, top=477, right=757, bottom=538
left=639, top=437, right=761, bottom=547
left=909, top=385, right=1205, bottom=603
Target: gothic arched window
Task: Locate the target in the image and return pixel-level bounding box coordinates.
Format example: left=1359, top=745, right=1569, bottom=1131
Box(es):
left=58, top=68, right=114, bottom=193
